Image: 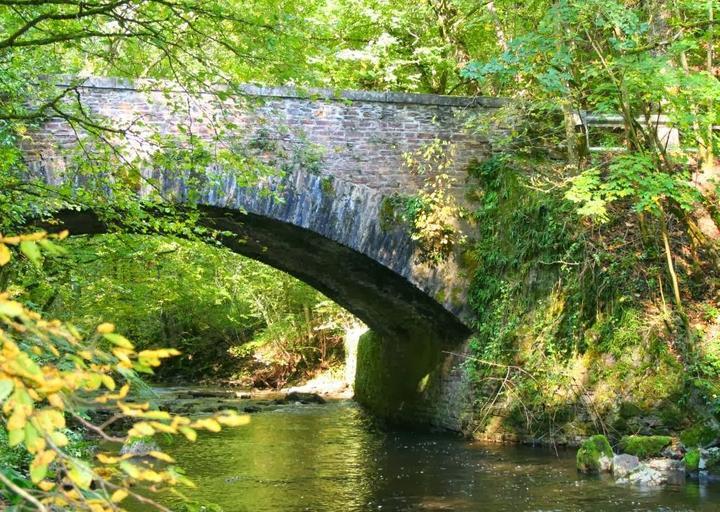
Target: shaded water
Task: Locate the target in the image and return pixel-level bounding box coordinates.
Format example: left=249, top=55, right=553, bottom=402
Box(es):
left=158, top=400, right=720, bottom=511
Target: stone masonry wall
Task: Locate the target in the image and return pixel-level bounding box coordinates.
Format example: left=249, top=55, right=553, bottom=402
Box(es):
left=22, top=77, right=501, bottom=429
left=23, top=77, right=501, bottom=196
left=23, top=77, right=500, bottom=327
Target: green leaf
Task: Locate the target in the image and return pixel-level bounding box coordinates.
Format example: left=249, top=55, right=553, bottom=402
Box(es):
left=37, top=239, right=67, bottom=256
left=103, top=333, right=134, bottom=349
left=30, top=462, right=48, bottom=483
left=0, top=379, right=13, bottom=404
left=68, top=460, right=93, bottom=489
left=8, top=428, right=24, bottom=447
left=19, top=240, right=41, bottom=267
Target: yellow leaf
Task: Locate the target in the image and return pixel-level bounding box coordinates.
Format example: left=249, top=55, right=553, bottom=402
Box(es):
left=68, top=460, right=93, bottom=490
left=139, top=410, right=170, bottom=421
left=191, top=418, right=221, bottom=432
left=50, top=431, right=69, bottom=447
left=128, top=422, right=155, bottom=437
left=83, top=373, right=103, bottom=391
left=78, top=350, right=93, bottom=360
left=138, top=349, right=181, bottom=359
left=139, top=469, right=163, bottom=482
left=38, top=480, right=56, bottom=492
left=97, top=453, right=120, bottom=464
left=96, top=323, right=115, bottom=334
left=35, top=408, right=66, bottom=430
left=0, top=235, right=21, bottom=245
left=110, top=489, right=129, bottom=503
left=0, top=300, right=24, bottom=318
left=148, top=421, right=176, bottom=434
left=103, top=333, right=134, bottom=349
left=148, top=451, right=175, bottom=463
left=47, top=393, right=64, bottom=409
left=101, top=375, right=115, bottom=391
left=0, top=243, right=10, bottom=266
left=30, top=450, right=56, bottom=483
left=7, top=408, right=26, bottom=431
left=179, top=426, right=197, bottom=441
left=119, top=461, right=140, bottom=478
left=22, top=231, right=46, bottom=242
left=217, top=413, right=251, bottom=427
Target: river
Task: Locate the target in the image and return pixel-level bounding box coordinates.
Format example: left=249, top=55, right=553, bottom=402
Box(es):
left=143, top=398, right=720, bottom=511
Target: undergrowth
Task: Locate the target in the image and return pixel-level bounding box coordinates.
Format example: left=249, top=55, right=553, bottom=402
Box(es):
left=464, top=155, right=720, bottom=441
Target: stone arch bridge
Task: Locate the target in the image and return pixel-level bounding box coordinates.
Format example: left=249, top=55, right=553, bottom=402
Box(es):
left=23, top=77, right=501, bottom=427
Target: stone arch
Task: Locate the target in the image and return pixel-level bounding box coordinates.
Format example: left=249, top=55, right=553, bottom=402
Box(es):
left=24, top=77, right=491, bottom=426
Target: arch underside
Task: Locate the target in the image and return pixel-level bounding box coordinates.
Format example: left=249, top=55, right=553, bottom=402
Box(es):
left=55, top=206, right=470, bottom=345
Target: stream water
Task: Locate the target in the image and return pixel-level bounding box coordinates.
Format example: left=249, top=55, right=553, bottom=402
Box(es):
left=151, top=398, right=720, bottom=512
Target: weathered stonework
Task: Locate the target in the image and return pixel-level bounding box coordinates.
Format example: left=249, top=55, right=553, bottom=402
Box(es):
left=22, top=77, right=500, bottom=428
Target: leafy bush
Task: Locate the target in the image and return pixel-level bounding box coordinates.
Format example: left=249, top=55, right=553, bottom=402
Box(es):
left=0, top=232, right=249, bottom=511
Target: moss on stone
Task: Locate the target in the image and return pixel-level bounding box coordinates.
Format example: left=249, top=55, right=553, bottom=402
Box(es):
left=707, top=448, right=720, bottom=469
left=658, top=402, right=685, bottom=430
left=683, top=448, right=700, bottom=472
left=618, top=435, right=672, bottom=459
left=618, top=401, right=644, bottom=419
left=320, top=175, right=334, bottom=195
left=353, top=329, right=438, bottom=423
left=576, top=435, right=613, bottom=473
left=680, top=424, right=719, bottom=448
left=379, top=196, right=399, bottom=232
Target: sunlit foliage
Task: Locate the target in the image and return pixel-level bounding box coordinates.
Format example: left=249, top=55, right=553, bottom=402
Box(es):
left=0, top=234, right=249, bottom=510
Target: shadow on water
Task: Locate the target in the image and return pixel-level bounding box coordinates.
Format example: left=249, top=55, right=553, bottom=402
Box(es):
left=144, top=400, right=720, bottom=512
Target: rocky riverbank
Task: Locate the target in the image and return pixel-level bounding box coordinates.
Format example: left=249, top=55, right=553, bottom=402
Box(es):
left=576, top=433, right=720, bottom=487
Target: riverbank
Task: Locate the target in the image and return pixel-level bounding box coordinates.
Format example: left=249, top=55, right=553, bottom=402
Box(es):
left=453, top=158, right=720, bottom=450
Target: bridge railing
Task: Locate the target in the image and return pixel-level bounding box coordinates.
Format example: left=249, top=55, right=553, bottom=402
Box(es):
left=574, top=112, right=681, bottom=152
left=573, top=112, right=720, bottom=154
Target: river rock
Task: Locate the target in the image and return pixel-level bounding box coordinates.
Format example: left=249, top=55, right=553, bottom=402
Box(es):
left=285, top=391, right=326, bottom=404
left=243, top=405, right=262, bottom=413
left=698, top=447, right=720, bottom=472
left=576, top=435, right=613, bottom=473
left=618, top=435, right=672, bottom=459
left=612, top=454, right=640, bottom=478
left=661, top=442, right=685, bottom=460
left=618, top=458, right=685, bottom=486
left=186, top=390, right=235, bottom=398
left=120, top=439, right=160, bottom=457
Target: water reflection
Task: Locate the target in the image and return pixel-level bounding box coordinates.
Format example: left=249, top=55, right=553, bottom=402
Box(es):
left=157, top=401, right=720, bottom=512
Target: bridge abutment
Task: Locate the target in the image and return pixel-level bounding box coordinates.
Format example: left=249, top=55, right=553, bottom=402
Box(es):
left=354, top=329, right=474, bottom=431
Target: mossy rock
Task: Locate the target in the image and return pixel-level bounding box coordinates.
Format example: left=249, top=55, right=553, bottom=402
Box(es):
left=658, top=402, right=685, bottom=430
left=683, top=448, right=700, bottom=472
left=618, top=435, right=672, bottom=459
left=618, top=401, right=644, bottom=419
left=680, top=424, right=719, bottom=448
left=577, top=435, right=613, bottom=473
left=706, top=448, right=720, bottom=469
